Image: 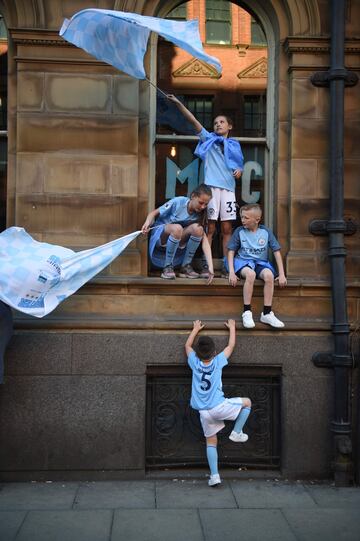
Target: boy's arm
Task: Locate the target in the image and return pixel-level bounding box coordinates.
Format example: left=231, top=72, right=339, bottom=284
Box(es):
left=185, top=320, right=204, bottom=355
left=141, top=208, right=160, bottom=234
left=227, top=250, right=238, bottom=287
left=223, top=319, right=236, bottom=359
left=167, top=95, right=203, bottom=133
left=274, top=250, right=287, bottom=287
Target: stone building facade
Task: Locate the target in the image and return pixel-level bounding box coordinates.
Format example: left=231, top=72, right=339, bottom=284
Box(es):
left=0, top=0, right=359, bottom=481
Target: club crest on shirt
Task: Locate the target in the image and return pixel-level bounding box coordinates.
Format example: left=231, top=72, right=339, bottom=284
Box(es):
left=258, top=237, right=266, bottom=246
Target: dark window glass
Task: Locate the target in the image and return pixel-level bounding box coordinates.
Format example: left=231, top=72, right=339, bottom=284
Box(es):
left=166, top=5, right=187, bottom=20
left=251, top=17, right=267, bottom=45
left=206, top=0, right=231, bottom=44
left=183, top=95, right=214, bottom=131
left=243, top=95, right=266, bottom=137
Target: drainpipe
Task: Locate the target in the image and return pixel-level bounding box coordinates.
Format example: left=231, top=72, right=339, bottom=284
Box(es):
left=309, top=0, right=358, bottom=486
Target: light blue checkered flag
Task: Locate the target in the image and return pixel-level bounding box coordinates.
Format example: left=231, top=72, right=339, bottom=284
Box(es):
left=59, top=9, right=222, bottom=78
left=0, top=227, right=141, bottom=318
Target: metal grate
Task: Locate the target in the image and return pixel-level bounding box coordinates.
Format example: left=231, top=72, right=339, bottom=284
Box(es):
left=146, top=365, right=281, bottom=470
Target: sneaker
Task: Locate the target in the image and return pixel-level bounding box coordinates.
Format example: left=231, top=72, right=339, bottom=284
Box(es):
left=260, top=311, right=285, bottom=328
left=229, top=430, right=249, bottom=443
left=179, top=264, right=199, bottom=279
left=242, top=310, right=255, bottom=329
left=161, top=265, right=176, bottom=280
left=199, top=264, right=210, bottom=279
left=208, top=473, right=221, bottom=487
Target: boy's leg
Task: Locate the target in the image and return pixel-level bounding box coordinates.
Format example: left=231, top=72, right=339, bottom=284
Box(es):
left=206, top=435, right=221, bottom=486
left=229, top=398, right=252, bottom=443
left=258, top=268, right=285, bottom=328
left=240, top=266, right=257, bottom=304
left=261, top=268, right=274, bottom=306
left=240, top=267, right=256, bottom=328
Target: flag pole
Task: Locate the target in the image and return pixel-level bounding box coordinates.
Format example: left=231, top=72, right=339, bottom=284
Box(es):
left=145, top=77, right=169, bottom=99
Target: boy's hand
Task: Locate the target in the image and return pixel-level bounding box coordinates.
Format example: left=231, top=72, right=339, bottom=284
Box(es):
left=228, top=271, right=239, bottom=287
left=276, top=274, right=287, bottom=288
left=233, top=169, right=242, bottom=180
left=225, top=319, right=236, bottom=330
left=193, top=320, right=205, bottom=332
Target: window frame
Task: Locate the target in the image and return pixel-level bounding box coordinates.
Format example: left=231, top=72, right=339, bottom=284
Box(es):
left=205, top=0, right=232, bottom=45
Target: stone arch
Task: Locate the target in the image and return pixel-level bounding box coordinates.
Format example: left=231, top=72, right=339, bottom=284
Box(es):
left=0, top=0, right=46, bottom=28
left=286, top=0, right=322, bottom=35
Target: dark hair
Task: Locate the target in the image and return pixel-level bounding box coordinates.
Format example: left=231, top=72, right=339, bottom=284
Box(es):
left=195, top=336, right=216, bottom=361
left=190, top=183, right=212, bottom=228
left=214, top=114, right=233, bottom=127
left=191, top=183, right=212, bottom=199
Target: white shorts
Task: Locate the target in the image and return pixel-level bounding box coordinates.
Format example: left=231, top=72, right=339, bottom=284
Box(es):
left=199, top=397, right=243, bottom=437
left=207, top=187, right=237, bottom=221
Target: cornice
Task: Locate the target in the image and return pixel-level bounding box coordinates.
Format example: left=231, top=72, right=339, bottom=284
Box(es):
left=9, top=28, right=71, bottom=46
left=284, top=36, right=360, bottom=55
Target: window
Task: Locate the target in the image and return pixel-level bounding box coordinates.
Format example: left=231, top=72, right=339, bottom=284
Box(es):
left=166, top=5, right=187, bottom=20
left=155, top=1, right=269, bottom=264
left=183, top=95, right=213, bottom=131
left=244, top=95, right=266, bottom=137
left=251, top=17, right=267, bottom=46
left=206, top=0, right=231, bottom=45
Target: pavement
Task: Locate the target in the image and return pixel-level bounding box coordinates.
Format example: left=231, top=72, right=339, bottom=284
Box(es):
left=0, top=477, right=360, bottom=541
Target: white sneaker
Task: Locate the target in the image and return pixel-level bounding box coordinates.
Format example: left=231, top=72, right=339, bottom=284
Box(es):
left=208, top=473, right=221, bottom=487
left=242, top=310, right=255, bottom=329
left=229, top=430, right=249, bottom=443
left=260, top=311, right=285, bottom=328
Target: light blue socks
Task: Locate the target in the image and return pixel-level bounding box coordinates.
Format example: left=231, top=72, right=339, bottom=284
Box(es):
left=182, top=235, right=201, bottom=266
left=206, top=445, right=219, bottom=475
left=233, top=406, right=251, bottom=434
left=164, top=235, right=180, bottom=266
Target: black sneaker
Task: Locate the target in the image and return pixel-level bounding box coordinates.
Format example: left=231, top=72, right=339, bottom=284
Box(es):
left=161, top=265, right=176, bottom=279
left=199, top=264, right=210, bottom=279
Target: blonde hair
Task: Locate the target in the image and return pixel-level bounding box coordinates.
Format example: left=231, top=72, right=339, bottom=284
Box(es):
left=240, top=203, right=262, bottom=217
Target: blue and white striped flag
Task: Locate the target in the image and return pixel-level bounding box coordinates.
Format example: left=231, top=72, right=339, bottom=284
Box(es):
left=0, top=227, right=140, bottom=318
left=59, top=9, right=222, bottom=78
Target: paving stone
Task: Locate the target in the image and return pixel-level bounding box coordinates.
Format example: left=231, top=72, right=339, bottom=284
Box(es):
left=0, top=482, right=78, bottom=510
left=0, top=511, right=26, bottom=541
left=111, top=509, right=203, bottom=541
left=283, top=508, right=360, bottom=541
left=155, top=479, right=237, bottom=508
left=304, top=484, right=360, bottom=508
left=74, top=481, right=155, bottom=509
left=199, top=509, right=297, bottom=541
left=16, top=510, right=112, bottom=541
left=230, top=480, right=317, bottom=508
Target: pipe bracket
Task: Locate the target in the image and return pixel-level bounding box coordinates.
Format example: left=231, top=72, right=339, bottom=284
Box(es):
left=310, top=70, right=358, bottom=87
left=309, top=218, right=357, bottom=236
left=312, top=351, right=353, bottom=368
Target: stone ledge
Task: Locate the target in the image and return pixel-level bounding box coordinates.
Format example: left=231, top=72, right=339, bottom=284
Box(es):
left=13, top=315, right=332, bottom=332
